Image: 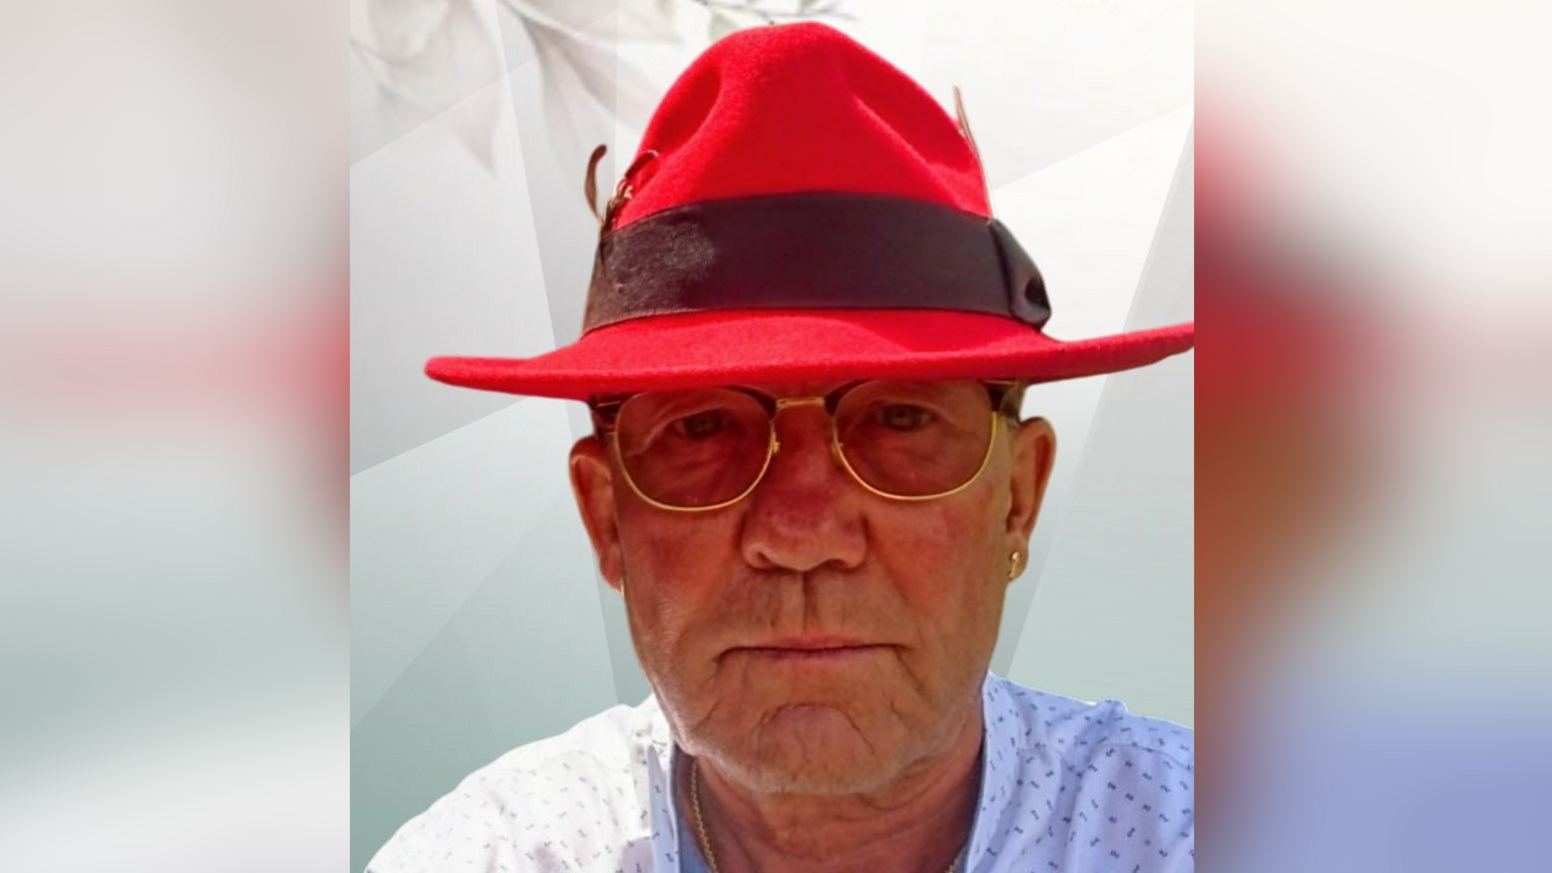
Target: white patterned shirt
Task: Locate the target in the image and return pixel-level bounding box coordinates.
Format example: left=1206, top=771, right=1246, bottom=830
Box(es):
left=365, top=672, right=1194, bottom=872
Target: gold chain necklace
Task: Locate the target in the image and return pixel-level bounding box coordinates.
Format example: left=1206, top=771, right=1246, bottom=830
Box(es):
left=689, top=758, right=968, bottom=873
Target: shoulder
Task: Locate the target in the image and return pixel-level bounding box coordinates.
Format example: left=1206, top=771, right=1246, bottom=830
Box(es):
left=365, top=698, right=670, bottom=873
left=986, top=672, right=1194, bottom=770
left=980, top=674, right=1194, bottom=871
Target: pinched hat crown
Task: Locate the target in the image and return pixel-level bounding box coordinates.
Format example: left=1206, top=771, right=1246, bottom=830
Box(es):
left=615, top=21, right=990, bottom=226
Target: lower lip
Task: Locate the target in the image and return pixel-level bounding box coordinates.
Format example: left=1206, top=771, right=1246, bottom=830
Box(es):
left=735, top=645, right=889, bottom=662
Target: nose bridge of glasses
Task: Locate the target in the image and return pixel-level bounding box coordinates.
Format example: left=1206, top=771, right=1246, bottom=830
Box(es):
left=767, top=395, right=844, bottom=465
left=773, top=395, right=826, bottom=412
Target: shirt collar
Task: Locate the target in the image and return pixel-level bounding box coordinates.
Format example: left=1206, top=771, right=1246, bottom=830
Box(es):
left=966, top=671, right=1022, bottom=866
left=637, top=695, right=684, bottom=869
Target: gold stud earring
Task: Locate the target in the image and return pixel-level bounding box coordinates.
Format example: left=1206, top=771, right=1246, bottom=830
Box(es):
left=1007, top=551, right=1021, bottom=580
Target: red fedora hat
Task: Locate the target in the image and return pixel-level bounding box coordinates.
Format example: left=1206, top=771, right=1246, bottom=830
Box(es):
left=426, top=22, right=1193, bottom=401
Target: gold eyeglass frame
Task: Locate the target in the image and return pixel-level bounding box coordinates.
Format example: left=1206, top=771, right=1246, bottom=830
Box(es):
left=587, top=379, right=1025, bottom=513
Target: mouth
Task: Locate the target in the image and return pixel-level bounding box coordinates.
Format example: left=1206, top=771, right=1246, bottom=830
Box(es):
left=725, top=636, right=894, bottom=662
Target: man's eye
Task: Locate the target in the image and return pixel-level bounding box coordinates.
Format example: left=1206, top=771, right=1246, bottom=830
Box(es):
left=877, top=404, right=934, bottom=431
left=671, top=410, right=731, bottom=440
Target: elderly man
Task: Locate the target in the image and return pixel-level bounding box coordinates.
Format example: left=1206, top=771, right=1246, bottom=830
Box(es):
left=368, top=21, right=1193, bottom=873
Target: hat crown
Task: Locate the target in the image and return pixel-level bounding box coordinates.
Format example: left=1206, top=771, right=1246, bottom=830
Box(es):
left=615, top=22, right=991, bottom=229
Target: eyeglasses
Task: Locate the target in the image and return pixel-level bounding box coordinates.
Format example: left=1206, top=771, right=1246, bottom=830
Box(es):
left=588, top=379, right=1024, bottom=512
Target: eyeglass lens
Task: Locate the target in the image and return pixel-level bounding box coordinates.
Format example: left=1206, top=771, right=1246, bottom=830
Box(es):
left=613, top=381, right=996, bottom=508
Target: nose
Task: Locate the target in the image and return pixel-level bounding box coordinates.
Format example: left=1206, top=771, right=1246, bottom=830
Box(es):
left=739, top=402, right=867, bottom=574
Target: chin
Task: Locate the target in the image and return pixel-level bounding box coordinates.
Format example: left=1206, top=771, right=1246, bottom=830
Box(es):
left=707, top=702, right=909, bottom=795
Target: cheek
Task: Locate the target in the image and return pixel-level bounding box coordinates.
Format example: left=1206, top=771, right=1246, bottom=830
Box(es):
left=897, top=483, right=1004, bottom=581
left=615, top=507, right=742, bottom=662
left=877, top=488, right=1008, bottom=640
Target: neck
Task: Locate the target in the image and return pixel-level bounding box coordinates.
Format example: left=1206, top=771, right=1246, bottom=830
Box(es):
left=680, top=708, right=983, bottom=873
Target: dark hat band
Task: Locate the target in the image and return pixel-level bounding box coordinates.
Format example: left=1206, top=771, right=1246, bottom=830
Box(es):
left=583, top=192, right=1050, bottom=333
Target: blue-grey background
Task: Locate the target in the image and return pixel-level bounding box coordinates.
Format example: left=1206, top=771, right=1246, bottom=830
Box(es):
left=350, top=2, right=1192, bottom=870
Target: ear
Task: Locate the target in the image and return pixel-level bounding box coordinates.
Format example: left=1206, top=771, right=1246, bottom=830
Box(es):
left=1003, top=417, right=1056, bottom=581
left=569, top=435, right=626, bottom=593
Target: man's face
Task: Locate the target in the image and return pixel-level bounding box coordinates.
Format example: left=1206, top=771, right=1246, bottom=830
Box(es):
left=570, top=379, right=1055, bottom=795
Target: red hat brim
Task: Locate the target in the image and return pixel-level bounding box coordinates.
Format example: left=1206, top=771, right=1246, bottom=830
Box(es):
left=426, top=310, right=1194, bottom=401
